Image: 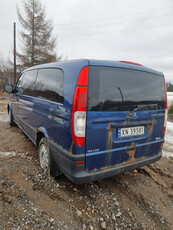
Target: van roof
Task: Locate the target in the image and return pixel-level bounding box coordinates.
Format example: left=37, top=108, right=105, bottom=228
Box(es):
left=26, top=59, right=164, bottom=77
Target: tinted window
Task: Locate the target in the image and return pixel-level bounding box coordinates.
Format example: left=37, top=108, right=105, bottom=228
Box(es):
left=18, top=70, right=38, bottom=96
left=16, top=73, right=25, bottom=89
left=35, top=68, right=64, bottom=103
left=88, top=67, right=165, bottom=111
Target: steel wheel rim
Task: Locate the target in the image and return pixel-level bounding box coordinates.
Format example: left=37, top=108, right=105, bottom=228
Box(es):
left=39, top=144, right=49, bottom=171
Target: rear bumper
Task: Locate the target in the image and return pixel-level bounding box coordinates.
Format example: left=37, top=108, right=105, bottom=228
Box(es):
left=49, top=141, right=162, bottom=184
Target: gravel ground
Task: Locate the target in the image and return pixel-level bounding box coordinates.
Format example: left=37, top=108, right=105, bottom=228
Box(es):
left=0, top=97, right=173, bottom=230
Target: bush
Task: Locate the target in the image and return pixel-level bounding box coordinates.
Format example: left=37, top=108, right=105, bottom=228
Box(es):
left=168, top=105, right=173, bottom=118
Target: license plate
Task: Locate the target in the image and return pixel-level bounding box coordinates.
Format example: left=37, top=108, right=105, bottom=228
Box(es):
left=118, top=126, right=144, bottom=138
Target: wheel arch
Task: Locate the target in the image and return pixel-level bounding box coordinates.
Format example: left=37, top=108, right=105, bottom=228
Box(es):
left=36, top=127, right=62, bottom=177
left=36, top=127, right=49, bottom=147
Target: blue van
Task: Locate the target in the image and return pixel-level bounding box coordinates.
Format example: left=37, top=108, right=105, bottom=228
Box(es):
left=5, top=59, right=167, bottom=183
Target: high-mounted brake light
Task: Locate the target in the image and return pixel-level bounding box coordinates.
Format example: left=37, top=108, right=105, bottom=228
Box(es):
left=119, top=61, right=143, bottom=66
left=76, top=161, right=85, bottom=166
left=163, top=76, right=168, bottom=134
left=71, top=66, right=89, bottom=146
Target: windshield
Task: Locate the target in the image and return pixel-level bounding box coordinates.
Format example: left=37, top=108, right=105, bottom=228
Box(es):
left=88, top=66, right=165, bottom=112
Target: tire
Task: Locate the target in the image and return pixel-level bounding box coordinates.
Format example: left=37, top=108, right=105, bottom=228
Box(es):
left=38, top=137, right=61, bottom=177
left=38, top=137, right=50, bottom=176
left=9, top=108, right=16, bottom=126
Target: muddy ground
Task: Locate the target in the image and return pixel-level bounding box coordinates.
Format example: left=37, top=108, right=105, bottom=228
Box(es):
left=0, top=97, right=173, bottom=230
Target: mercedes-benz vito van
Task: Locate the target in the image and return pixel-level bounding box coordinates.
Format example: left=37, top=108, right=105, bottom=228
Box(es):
left=5, top=59, right=167, bottom=183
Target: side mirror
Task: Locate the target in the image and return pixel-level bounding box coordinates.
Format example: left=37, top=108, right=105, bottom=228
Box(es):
left=18, top=87, right=24, bottom=95
left=5, top=85, right=13, bottom=93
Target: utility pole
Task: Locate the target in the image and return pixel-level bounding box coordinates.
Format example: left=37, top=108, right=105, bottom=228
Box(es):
left=14, top=22, right=16, bottom=87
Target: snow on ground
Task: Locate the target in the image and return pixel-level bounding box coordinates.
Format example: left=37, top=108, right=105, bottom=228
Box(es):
left=0, top=151, right=32, bottom=159
left=167, top=92, right=173, bottom=107
left=163, top=121, right=173, bottom=158
left=0, top=151, right=16, bottom=157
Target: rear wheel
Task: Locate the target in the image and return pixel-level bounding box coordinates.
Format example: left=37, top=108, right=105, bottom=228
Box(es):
left=38, top=137, right=61, bottom=177
left=38, top=137, right=50, bottom=175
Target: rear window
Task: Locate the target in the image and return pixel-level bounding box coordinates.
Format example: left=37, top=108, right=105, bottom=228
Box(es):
left=88, top=66, right=165, bottom=112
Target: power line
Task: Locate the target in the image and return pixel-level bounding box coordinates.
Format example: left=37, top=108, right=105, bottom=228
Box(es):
left=56, top=13, right=173, bottom=31
left=56, top=5, right=173, bottom=26
left=58, top=23, right=173, bottom=37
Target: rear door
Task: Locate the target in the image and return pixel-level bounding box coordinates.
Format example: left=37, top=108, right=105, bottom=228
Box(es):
left=85, top=66, right=165, bottom=172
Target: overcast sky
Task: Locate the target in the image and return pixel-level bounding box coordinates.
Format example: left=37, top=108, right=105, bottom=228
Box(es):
left=0, top=0, right=173, bottom=82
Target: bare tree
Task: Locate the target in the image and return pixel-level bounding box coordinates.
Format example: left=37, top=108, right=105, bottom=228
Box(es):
left=17, top=0, right=61, bottom=69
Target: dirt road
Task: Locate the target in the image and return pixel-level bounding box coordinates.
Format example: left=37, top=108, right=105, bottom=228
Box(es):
left=0, top=97, right=173, bottom=230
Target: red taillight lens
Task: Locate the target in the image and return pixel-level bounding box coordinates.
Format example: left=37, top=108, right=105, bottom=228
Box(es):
left=77, top=66, right=89, bottom=86
left=163, top=76, right=168, bottom=134
left=72, top=87, right=88, bottom=112
left=71, top=66, right=89, bottom=147
left=76, top=161, right=85, bottom=166
left=163, top=126, right=166, bottom=135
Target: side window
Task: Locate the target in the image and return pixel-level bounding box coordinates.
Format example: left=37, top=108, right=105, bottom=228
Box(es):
left=35, top=68, right=64, bottom=103
left=20, top=70, right=38, bottom=96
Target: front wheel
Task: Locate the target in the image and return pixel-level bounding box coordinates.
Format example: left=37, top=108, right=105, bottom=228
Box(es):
left=9, top=108, right=16, bottom=126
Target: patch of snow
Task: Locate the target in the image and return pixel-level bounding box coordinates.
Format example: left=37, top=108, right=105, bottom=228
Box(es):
left=167, top=92, right=173, bottom=95
left=167, top=92, right=173, bottom=107
left=0, top=151, right=32, bottom=159
left=0, top=151, right=16, bottom=157
left=163, top=121, right=173, bottom=158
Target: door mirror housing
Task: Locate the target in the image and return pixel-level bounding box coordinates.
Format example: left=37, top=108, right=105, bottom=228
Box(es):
left=18, top=87, right=24, bottom=95
left=5, top=85, right=13, bottom=93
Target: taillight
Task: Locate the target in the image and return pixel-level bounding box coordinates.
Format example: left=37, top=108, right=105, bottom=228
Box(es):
left=163, top=76, right=168, bottom=135
left=71, top=66, right=89, bottom=146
